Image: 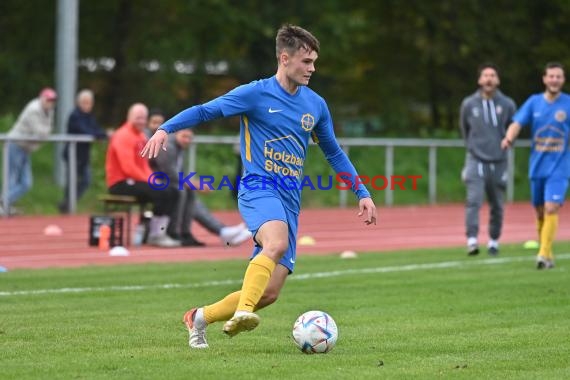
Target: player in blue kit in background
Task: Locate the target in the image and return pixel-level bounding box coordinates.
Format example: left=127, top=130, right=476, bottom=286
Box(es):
left=501, top=62, right=570, bottom=269
left=141, top=24, right=377, bottom=348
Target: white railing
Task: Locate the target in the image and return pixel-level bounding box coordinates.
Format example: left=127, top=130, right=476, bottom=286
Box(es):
left=0, top=135, right=532, bottom=216
left=187, top=136, right=532, bottom=207
left=0, top=134, right=95, bottom=217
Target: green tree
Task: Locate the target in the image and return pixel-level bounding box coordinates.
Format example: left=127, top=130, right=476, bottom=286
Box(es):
left=3, top=0, right=570, bottom=136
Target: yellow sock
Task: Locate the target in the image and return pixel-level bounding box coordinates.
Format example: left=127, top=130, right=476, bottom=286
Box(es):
left=538, top=213, right=558, bottom=260
left=236, top=254, right=276, bottom=312
left=203, top=291, right=241, bottom=324
left=536, top=218, right=544, bottom=241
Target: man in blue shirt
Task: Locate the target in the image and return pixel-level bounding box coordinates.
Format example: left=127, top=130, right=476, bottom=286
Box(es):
left=501, top=62, right=570, bottom=269
left=142, top=24, right=377, bottom=348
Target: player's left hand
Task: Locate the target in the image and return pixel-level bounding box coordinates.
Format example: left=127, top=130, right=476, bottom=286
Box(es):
left=358, top=197, right=377, bottom=225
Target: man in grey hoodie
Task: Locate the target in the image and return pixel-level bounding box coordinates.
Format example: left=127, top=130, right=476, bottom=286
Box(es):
left=460, top=63, right=516, bottom=256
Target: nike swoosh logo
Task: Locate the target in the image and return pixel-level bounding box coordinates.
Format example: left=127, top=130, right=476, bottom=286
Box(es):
left=268, top=108, right=283, bottom=113
left=289, top=258, right=296, bottom=264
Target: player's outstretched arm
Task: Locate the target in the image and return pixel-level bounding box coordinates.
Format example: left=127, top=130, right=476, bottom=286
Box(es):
left=141, top=129, right=168, bottom=159
left=358, top=197, right=377, bottom=225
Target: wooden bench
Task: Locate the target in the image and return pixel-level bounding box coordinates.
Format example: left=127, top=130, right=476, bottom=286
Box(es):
left=98, top=194, right=149, bottom=247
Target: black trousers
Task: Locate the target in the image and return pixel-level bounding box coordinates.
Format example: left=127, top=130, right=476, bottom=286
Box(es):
left=168, top=189, right=225, bottom=237
left=108, top=180, right=178, bottom=216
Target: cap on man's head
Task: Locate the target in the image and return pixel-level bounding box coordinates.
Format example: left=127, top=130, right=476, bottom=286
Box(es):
left=39, top=87, right=57, bottom=100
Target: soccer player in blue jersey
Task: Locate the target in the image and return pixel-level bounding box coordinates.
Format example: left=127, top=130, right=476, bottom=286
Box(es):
left=141, top=24, right=377, bottom=348
left=501, top=62, right=570, bottom=269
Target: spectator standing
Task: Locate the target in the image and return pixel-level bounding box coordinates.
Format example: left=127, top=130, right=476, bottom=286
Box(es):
left=460, top=63, right=516, bottom=256
left=2, top=88, right=57, bottom=215
left=58, top=89, right=109, bottom=213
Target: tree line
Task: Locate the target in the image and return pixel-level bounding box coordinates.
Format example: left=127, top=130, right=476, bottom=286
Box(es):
left=2, top=0, right=570, bottom=137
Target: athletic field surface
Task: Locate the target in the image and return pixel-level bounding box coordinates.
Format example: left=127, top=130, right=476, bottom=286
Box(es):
left=1, top=203, right=569, bottom=379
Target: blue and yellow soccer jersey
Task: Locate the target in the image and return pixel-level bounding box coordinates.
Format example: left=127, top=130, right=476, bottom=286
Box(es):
left=159, top=76, right=370, bottom=211
left=513, top=92, right=570, bottom=179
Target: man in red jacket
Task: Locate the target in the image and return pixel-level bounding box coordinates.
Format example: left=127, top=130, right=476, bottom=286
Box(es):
left=105, top=103, right=180, bottom=247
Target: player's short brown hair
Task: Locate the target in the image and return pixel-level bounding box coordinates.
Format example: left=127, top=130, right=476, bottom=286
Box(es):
left=477, top=62, right=500, bottom=78
left=275, top=24, right=320, bottom=59
left=544, top=62, right=565, bottom=74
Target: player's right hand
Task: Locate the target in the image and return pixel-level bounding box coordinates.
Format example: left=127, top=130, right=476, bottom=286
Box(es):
left=141, top=129, right=168, bottom=158
left=500, top=137, right=512, bottom=150
left=358, top=197, right=377, bottom=225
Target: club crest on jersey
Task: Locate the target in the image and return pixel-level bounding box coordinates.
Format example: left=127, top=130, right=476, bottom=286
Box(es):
left=555, top=110, right=566, bottom=122
left=301, top=113, right=315, bottom=131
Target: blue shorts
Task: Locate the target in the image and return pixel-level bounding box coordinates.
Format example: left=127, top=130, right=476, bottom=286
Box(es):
left=530, top=177, right=569, bottom=206
left=238, top=189, right=299, bottom=273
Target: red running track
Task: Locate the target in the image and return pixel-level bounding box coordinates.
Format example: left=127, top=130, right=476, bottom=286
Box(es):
left=1, top=203, right=568, bottom=270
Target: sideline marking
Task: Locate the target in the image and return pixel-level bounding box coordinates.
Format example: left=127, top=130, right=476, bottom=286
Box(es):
left=1, top=253, right=568, bottom=297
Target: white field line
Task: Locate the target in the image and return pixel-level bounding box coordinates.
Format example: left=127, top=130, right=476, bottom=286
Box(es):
left=1, top=253, right=568, bottom=297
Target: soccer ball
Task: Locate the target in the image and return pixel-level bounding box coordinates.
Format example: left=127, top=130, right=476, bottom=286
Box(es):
left=292, top=310, right=338, bottom=354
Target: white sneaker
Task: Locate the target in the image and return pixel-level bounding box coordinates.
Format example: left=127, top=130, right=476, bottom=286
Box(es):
left=227, top=229, right=253, bottom=246
left=467, top=237, right=479, bottom=256
left=223, top=311, right=260, bottom=337
left=536, top=255, right=555, bottom=270
left=183, top=308, right=208, bottom=349
left=147, top=234, right=181, bottom=248
left=220, top=224, right=246, bottom=242
left=220, top=224, right=252, bottom=246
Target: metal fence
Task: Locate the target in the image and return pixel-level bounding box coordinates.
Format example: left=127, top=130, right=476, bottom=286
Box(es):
left=188, top=136, right=532, bottom=207
left=0, top=135, right=531, bottom=216
left=0, top=134, right=94, bottom=217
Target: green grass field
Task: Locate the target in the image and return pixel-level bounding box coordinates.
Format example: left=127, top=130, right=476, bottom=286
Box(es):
left=1, top=243, right=569, bottom=379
